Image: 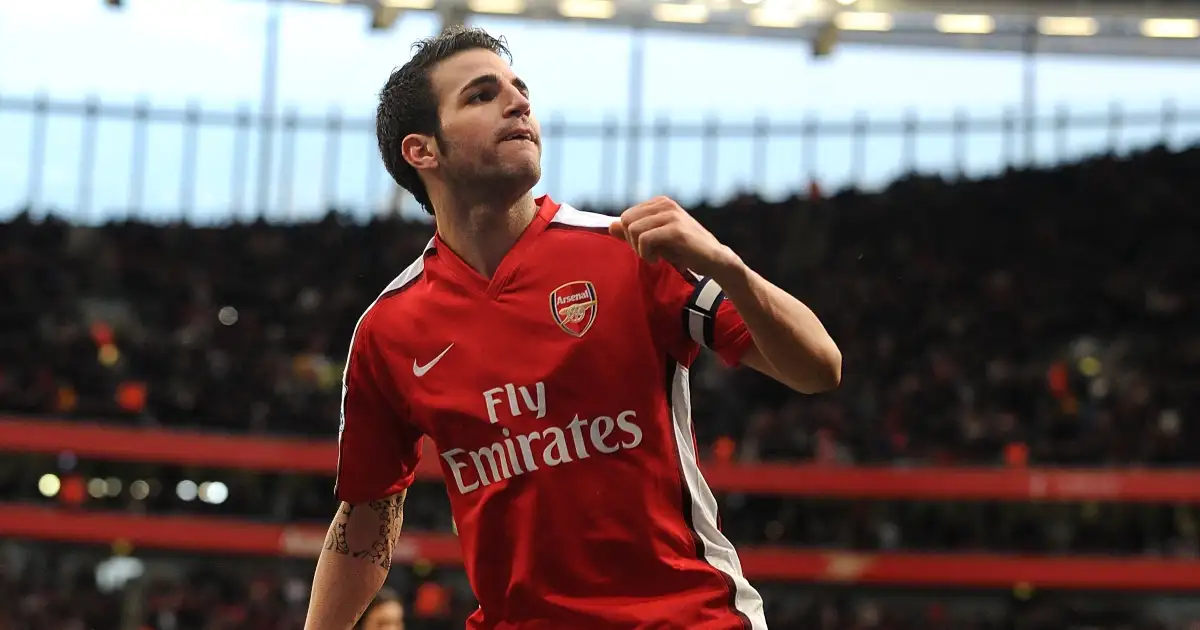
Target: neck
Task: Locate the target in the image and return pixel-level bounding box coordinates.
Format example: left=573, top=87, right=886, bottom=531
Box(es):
left=433, top=192, right=538, bottom=278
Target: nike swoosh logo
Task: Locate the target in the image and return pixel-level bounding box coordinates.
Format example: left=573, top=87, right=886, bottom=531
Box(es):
left=413, top=343, right=454, bottom=377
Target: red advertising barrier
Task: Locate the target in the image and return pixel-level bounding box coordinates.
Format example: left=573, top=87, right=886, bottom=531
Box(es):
left=5, top=417, right=1200, bottom=501
left=2, top=504, right=1198, bottom=591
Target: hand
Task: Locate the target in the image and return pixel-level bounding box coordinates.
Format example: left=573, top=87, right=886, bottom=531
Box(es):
left=609, top=196, right=743, bottom=280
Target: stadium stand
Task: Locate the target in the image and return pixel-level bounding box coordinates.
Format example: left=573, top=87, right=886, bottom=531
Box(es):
left=2, top=147, right=1197, bottom=463
left=2, top=145, right=1199, bottom=629
left=0, top=549, right=1186, bottom=630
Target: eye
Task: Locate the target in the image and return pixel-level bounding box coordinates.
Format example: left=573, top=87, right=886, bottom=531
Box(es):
left=468, top=91, right=496, bottom=104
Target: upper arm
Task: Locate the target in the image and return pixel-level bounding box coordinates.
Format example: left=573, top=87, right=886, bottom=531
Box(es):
left=335, top=308, right=424, bottom=505
left=642, top=259, right=754, bottom=369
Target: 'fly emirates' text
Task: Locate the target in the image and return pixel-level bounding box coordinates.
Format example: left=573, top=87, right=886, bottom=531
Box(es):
left=439, top=381, right=643, bottom=495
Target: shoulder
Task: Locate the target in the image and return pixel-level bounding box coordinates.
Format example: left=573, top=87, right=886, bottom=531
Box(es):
left=543, top=203, right=636, bottom=257
left=352, top=238, right=436, bottom=344
left=543, top=203, right=673, bottom=286
left=546, top=203, right=618, bottom=234
left=543, top=203, right=654, bottom=276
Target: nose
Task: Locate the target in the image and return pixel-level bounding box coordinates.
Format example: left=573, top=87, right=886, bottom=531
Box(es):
left=503, top=86, right=531, bottom=119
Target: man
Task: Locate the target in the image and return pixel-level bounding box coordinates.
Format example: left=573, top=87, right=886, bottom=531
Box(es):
left=304, top=26, right=840, bottom=630
left=355, top=588, right=406, bottom=630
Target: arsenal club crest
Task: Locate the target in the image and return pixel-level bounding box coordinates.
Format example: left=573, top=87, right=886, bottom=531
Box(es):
left=550, top=281, right=598, bottom=337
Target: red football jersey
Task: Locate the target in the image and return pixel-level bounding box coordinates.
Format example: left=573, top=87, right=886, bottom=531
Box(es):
left=335, top=197, right=767, bottom=630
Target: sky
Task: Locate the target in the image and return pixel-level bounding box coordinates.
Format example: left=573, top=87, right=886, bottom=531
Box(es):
left=1, top=0, right=1199, bottom=222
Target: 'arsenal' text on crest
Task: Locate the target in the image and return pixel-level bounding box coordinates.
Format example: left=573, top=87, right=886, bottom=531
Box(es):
left=549, top=281, right=598, bottom=337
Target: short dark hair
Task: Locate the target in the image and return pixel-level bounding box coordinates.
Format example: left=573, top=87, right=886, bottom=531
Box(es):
left=355, top=586, right=402, bottom=628
left=376, top=26, right=512, bottom=215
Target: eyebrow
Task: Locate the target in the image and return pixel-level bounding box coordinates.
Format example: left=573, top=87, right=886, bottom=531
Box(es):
left=459, top=73, right=529, bottom=96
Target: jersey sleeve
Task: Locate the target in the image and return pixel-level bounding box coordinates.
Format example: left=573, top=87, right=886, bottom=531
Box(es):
left=642, top=259, right=755, bottom=369
left=335, top=307, right=423, bottom=504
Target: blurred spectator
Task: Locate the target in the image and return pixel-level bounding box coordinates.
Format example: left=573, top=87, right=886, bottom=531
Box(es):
left=358, top=587, right=406, bottom=630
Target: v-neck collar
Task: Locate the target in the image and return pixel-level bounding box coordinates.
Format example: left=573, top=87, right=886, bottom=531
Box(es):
left=432, top=195, right=561, bottom=299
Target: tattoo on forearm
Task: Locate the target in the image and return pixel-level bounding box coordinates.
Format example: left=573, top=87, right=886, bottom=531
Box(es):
left=324, top=494, right=405, bottom=570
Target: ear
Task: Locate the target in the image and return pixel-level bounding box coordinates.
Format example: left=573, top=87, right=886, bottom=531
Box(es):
left=400, top=133, right=439, bottom=172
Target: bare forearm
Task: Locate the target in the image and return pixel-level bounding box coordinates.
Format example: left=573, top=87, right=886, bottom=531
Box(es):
left=714, top=260, right=841, bottom=393
left=305, top=493, right=406, bottom=630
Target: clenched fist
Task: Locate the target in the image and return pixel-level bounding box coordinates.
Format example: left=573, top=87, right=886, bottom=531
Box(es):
left=609, top=196, right=743, bottom=280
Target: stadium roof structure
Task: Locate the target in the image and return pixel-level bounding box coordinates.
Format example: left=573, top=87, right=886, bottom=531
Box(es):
left=311, top=0, right=1200, bottom=59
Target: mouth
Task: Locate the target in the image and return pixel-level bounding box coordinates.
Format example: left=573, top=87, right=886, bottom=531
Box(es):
left=501, top=130, right=536, bottom=144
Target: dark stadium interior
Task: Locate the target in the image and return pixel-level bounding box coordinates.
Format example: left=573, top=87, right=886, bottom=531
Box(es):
left=3, top=147, right=1197, bottom=461
left=4, top=454, right=1200, bottom=556
left=3, top=145, right=1200, bottom=629
left=4, top=540, right=1187, bottom=630
left=2, top=544, right=1190, bottom=630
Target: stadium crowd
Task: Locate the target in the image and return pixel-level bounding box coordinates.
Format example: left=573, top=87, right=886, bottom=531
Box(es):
left=2, top=147, right=1196, bottom=465
left=0, top=544, right=1186, bottom=630
left=2, top=145, right=1199, bottom=629
left=3, top=457, right=1199, bottom=558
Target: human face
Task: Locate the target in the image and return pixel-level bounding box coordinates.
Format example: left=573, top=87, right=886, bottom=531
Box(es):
left=429, top=48, right=541, bottom=200
left=361, top=600, right=405, bottom=630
